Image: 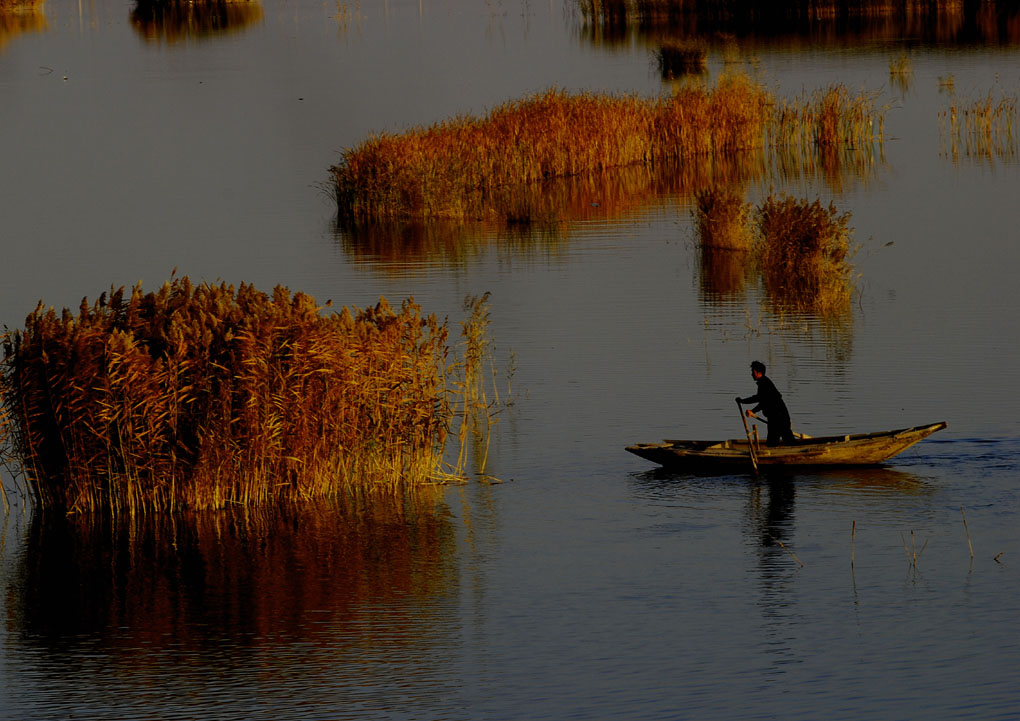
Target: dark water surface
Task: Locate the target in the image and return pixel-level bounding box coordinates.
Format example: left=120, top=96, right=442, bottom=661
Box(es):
left=2, top=1, right=1019, bottom=719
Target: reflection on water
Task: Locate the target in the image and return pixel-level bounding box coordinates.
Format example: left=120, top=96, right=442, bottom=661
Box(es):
left=130, top=0, right=264, bottom=43
left=0, top=2, right=46, bottom=52
left=335, top=149, right=878, bottom=274
left=577, top=0, right=1020, bottom=49
left=8, top=487, right=456, bottom=647
left=698, top=245, right=752, bottom=299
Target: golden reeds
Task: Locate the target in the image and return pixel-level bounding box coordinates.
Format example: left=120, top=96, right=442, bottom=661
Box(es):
left=0, top=277, right=493, bottom=516
left=939, top=91, right=1018, bottom=164
left=693, top=186, right=752, bottom=250
left=753, top=193, right=856, bottom=317
left=331, top=73, right=884, bottom=223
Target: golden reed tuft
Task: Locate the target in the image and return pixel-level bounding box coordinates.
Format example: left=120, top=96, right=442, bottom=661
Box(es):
left=330, top=74, right=883, bottom=223
left=0, top=277, right=489, bottom=516
left=753, top=194, right=856, bottom=317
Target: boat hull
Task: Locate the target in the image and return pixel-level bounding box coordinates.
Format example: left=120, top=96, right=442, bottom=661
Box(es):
left=626, top=422, right=947, bottom=469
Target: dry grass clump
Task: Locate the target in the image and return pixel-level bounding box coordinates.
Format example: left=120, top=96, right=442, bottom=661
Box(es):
left=693, top=186, right=752, bottom=250
left=0, top=277, right=493, bottom=516
left=753, top=194, right=856, bottom=316
left=331, top=74, right=883, bottom=223
left=655, top=40, right=708, bottom=78
left=939, top=91, right=1018, bottom=163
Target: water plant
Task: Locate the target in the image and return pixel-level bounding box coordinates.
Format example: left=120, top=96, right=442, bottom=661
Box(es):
left=330, top=73, right=884, bottom=224
left=693, top=186, right=752, bottom=250
left=753, top=193, right=856, bottom=317
left=0, top=277, right=494, bottom=516
left=939, top=91, right=1018, bottom=163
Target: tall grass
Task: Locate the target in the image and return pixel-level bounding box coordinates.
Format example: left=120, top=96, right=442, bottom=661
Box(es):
left=939, top=91, right=1018, bottom=163
left=0, top=277, right=494, bottom=516
left=753, top=194, right=856, bottom=317
left=331, top=74, right=883, bottom=223
left=693, top=186, right=752, bottom=250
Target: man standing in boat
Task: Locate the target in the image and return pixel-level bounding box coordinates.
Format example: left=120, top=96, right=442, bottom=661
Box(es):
left=736, top=361, right=795, bottom=446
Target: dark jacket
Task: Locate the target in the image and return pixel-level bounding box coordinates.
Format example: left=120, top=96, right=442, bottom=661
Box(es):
left=740, top=375, right=790, bottom=424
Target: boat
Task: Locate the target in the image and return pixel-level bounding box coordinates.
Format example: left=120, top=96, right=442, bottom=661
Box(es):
left=626, top=421, right=947, bottom=470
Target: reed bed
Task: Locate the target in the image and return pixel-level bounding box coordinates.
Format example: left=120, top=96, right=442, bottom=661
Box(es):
left=0, top=277, right=494, bottom=516
left=939, top=91, right=1018, bottom=163
left=753, top=194, right=856, bottom=317
left=331, top=73, right=884, bottom=223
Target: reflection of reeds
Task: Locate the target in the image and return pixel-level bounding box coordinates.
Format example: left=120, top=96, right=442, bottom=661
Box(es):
left=754, top=194, right=856, bottom=318
left=0, top=277, right=494, bottom=515
left=11, top=487, right=455, bottom=645
left=655, top=39, right=708, bottom=78
left=332, top=74, right=883, bottom=224
left=576, top=0, right=1019, bottom=47
left=939, top=91, right=1018, bottom=164
left=0, top=1, right=47, bottom=52
left=889, top=52, right=913, bottom=93
left=130, top=0, right=264, bottom=43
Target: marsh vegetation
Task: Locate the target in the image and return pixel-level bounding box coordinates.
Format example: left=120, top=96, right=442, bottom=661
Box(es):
left=331, top=74, right=883, bottom=225
left=0, top=278, right=498, bottom=516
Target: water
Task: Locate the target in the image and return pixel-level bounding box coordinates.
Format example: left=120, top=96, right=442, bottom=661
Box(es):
left=2, top=1, right=1019, bottom=718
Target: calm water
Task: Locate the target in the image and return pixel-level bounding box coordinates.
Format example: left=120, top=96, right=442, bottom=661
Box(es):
left=2, top=1, right=1019, bottom=719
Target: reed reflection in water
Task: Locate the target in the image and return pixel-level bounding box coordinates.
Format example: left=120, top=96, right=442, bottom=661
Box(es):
left=576, top=0, right=1020, bottom=50
left=130, top=0, right=264, bottom=44
left=7, top=486, right=459, bottom=707
left=0, top=1, right=46, bottom=53
left=335, top=145, right=878, bottom=273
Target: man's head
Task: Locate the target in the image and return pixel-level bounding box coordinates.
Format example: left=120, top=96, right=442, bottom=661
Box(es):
left=750, top=360, right=766, bottom=378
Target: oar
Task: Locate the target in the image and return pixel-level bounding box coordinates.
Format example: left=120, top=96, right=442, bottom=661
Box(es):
left=737, top=399, right=759, bottom=475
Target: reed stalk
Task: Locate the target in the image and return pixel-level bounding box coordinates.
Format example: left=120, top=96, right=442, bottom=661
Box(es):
left=851, top=519, right=856, bottom=568
left=961, top=506, right=974, bottom=560
left=768, top=534, right=804, bottom=567
left=0, top=277, right=495, bottom=516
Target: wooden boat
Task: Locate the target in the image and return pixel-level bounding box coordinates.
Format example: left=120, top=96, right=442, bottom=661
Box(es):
left=626, top=421, right=947, bottom=470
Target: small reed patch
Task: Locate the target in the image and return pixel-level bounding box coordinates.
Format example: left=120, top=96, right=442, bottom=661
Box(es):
left=939, top=91, right=1018, bottom=163
left=753, top=194, right=857, bottom=317
left=0, top=277, right=495, bottom=516
left=693, top=186, right=752, bottom=250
